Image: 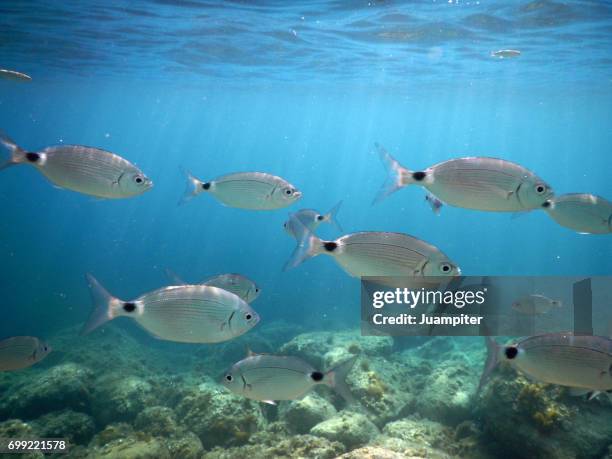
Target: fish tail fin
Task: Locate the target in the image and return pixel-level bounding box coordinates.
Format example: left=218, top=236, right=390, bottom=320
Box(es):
left=477, top=335, right=500, bottom=395
left=283, top=216, right=325, bottom=271
left=372, top=142, right=414, bottom=204
left=0, top=131, right=27, bottom=171
left=165, top=268, right=186, bottom=285
left=179, top=167, right=206, bottom=205
left=323, top=200, right=343, bottom=232
left=81, top=274, right=121, bottom=335
left=325, top=355, right=358, bottom=405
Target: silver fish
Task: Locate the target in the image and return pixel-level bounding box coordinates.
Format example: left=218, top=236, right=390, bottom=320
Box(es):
left=221, top=351, right=357, bottom=405
left=82, top=274, right=259, bottom=343
left=544, top=193, right=612, bottom=235
left=479, top=333, right=612, bottom=399
left=284, top=216, right=460, bottom=277
left=0, top=336, right=51, bottom=371
left=0, top=69, right=32, bottom=82
left=374, top=143, right=553, bottom=212
left=181, top=169, right=301, bottom=210
left=284, top=201, right=343, bottom=238
left=0, top=132, right=152, bottom=199
left=165, top=269, right=260, bottom=303
left=491, top=49, right=521, bottom=59
left=512, top=294, right=562, bottom=315
left=425, top=193, right=444, bottom=216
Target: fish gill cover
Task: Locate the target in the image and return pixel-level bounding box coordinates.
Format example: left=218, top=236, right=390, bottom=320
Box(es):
left=0, top=1, right=611, bottom=458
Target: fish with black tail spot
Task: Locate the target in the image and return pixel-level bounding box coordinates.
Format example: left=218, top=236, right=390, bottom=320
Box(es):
left=284, top=214, right=460, bottom=278
left=373, top=143, right=553, bottom=212
left=0, top=131, right=152, bottom=198
left=478, top=333, right=612, bottom=401
left=544, top=193, right=612, bottom=234
left=82, top=274, right=259, bottom=343
left=221, top=351, right=358, bottom=405
left=180, top=168, right=301, bottom=210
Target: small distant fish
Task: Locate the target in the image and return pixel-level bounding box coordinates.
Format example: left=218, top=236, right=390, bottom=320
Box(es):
left=0, top=69, right=32, bottom=82
left=425, top=193, right=443, bottom=215
left=544, top=193, right=612, bottom=235
left=478, top=333, right=612, bottom=400
left=491, top=49, right=521, bottom=59
left=284, top=201, right=343, bottom=238
left=284, top=215, right=461, bottom=277
left=82, top=274, right=259, bottom=343
left=165, top=269, right=260, bottom=303
left=221, top=351, right=357, bottom=405
left=0, top=131, right=152, bottom=199
left=0, top=336, right=51, bottom=371
left=374, top=143, right=553, bottom=212
left=512, top=294, right=562, bottom=315
left=181, top=169, right=301, bottom=210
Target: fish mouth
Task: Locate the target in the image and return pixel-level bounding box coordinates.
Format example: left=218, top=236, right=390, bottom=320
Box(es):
left=293, top=191, right=303, bottom=199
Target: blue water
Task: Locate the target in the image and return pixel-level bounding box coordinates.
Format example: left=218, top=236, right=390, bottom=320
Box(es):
left=0, top=1, right=611, bottom=456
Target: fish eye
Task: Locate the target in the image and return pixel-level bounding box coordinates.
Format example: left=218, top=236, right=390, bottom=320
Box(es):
left=285, top=188, right=293, bottom=195
left=316, top=215, right=324, bottom=221
left=43, top=346, right=48, bottom=352
left=504, top=346, right=518, bottom=360
left=255, top=288, right=259, bottom=293
left=225, top=374, right=233, bottom=382
left=133, top=175, right=144, bottom=185
left=245, top=312, right=253, bottom=321
left=535, top=184, right=547, bottom=195
left=440, top=263, right=453, bottom=273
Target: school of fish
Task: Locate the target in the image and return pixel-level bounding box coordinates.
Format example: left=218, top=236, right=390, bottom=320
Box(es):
left=0, top=107, right=610, bottom=409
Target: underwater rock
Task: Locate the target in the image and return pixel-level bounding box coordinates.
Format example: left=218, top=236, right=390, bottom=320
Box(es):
left=201, top=424, right=345, bottom=459
left=0, top=363, right=94, bottom=419
left=175, top=381, right=266, bottom=449
left=348, top=356, right=414, bottom=425
left=0, top=420, right=43, bottom=458
left=280, top=330, right=393, bottom=369
left=166, top=431, right=204, bottom=459
left=92, top=375, right=158, bottom=426
left=382, top=416, right=452, bottom=447
left=85, top=436, right=171, bottom=459
left=31, top=409, right=95, bottom=445
left=278, top=392, right=337, bottom=434
left=0, top=418, right=37, bottom=438
left=133, top=406, right=204, bottom=458
left=333, top=446, right=407, bottom=459
left=134, top=406, right=179, bottom=437
left=310, top=411, right=379, bottom=449
left=89, top=422, right=134, bottom=447
left=478, top=364, right=612, bottom=459
left=413, top=361, right=475, bottom=425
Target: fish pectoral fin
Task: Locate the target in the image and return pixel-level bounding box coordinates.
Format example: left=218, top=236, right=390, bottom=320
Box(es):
left=587, top=391, right=602, bottom=401
left=261, top=400, right=277, bottom=406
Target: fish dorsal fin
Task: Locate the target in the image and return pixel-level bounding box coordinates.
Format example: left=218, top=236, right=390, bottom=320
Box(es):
left=247, top=348, right=258, bottom=358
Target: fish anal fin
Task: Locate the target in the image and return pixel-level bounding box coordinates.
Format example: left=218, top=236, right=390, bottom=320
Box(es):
left=568, top=387, right=590, bottom=397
